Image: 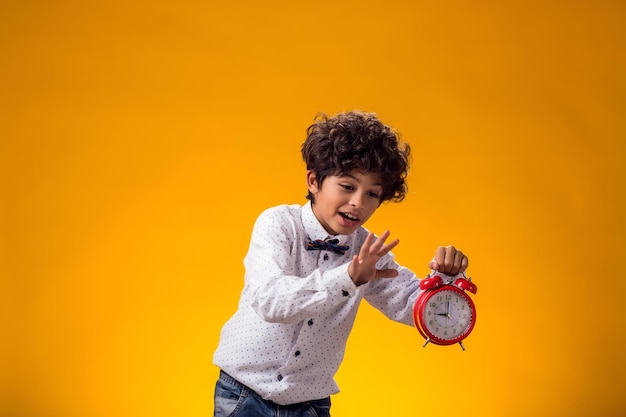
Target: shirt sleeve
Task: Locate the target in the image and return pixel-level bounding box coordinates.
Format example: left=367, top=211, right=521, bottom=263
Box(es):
left=362, top=253, right=423, bottom=326
left=244, top=207, right=357, bottom=325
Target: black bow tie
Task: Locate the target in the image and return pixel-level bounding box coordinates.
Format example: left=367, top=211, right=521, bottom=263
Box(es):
left=307, top=239, right=349, bottom=255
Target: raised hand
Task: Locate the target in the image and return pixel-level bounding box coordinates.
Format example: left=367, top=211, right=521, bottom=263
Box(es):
left=348, top=231, right=400, bottom=286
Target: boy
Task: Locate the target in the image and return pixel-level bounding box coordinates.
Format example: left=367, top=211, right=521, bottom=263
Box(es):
left=212, top=110, right=468, bottom=416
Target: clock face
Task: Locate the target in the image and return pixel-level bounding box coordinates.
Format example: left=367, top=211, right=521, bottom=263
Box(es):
left=420, top=287, right=475, bottom=344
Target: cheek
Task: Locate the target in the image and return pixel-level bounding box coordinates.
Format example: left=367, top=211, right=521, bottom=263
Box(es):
left=363, top=203, right=379, bottom=218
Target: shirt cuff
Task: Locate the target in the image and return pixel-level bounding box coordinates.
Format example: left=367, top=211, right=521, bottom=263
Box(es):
left=324, top=262, right=357, bottom=299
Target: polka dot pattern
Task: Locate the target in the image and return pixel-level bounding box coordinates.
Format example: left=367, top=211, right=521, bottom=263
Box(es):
left=213, top=202, right=421, bottom=405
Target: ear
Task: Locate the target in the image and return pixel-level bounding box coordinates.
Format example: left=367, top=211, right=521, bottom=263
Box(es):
left=306, top=170, right=319, bottom=195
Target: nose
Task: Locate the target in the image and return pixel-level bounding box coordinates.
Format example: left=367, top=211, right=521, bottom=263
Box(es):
left=350, top=192, right=364, bottom=209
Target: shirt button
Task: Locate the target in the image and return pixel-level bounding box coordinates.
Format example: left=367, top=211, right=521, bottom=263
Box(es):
left=308, top=319, right=314, bottom=326
left=342, top=290, right=349, bottom=297
left=277, top=374, right=283, bottom=381
left=295, top=350, right=301, bottom=357
left=323, top=254, right=329, bottom=261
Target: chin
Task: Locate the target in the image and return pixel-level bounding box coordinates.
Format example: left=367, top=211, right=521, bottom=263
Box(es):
left=338, top=225, right=359, bottom=235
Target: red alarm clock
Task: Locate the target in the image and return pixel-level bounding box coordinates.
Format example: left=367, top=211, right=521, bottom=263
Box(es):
left=413, top=272, right=477, bottom=350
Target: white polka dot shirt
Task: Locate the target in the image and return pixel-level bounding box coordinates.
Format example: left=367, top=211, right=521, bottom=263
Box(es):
left=212, top=202, right=422, bottom=405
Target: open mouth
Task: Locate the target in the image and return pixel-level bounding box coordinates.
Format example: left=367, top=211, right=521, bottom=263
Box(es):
left=340, top=212, right=359, bottom=222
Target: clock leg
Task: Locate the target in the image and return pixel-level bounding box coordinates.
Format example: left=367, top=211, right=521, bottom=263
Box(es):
left=422, top=338, right=431, bottom=348
left=459, top=341, right=466, bottom=351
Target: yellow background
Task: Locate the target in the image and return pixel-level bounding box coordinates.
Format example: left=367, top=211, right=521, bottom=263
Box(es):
left=2, top=1, right=625, bottom=416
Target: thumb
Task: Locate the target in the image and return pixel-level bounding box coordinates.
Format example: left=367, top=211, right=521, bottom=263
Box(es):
left=428, top=260, right=439, bottom=271
left=374, top=268, right=399, bottom=280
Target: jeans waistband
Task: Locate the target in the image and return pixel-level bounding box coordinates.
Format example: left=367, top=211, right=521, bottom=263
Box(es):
left=218, top=370, right=331, bottom=408
left=219, top=370, right=250, bottom=391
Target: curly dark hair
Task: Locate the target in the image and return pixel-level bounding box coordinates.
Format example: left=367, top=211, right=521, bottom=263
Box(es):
left=301, top=110, right=411, bottom=203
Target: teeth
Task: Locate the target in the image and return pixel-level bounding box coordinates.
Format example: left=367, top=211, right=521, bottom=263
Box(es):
left=342, top=212, right=358, bottom=221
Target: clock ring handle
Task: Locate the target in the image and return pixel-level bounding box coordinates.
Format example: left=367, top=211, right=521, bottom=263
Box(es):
left=454, top=275, right=478, bottom=294
left=423, top=271, right=478, bottom=294
left=419, top=273, right=444, bottom=290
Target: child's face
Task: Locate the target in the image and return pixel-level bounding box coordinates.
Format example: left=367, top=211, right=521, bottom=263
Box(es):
left=307, top=170, right=383, bottom=236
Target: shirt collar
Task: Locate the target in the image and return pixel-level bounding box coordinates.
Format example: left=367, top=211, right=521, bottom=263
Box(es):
left=302, top=201, right=350, bottom=243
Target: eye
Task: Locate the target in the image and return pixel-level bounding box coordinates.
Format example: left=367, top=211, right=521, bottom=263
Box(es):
left=340, top=184, right=354, bottom=191
left=368, top=191, right=381, bottom=199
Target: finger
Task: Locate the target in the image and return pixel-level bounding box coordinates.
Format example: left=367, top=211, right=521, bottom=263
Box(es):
left=431, top=246, right=445, bottom=271
left=359, top=233, right=375, bottom=259
left=372, top=231, right=400, bottom=256
left=374, top=268, right=399, bottom=279
left=460, top=253, right=469, bottom=273
left=370, top=230, right=391, bottom=252
left=442, top=245, right=459, bottom=274
left=380, top=238, right=400, bottom=254
left=451, top=250, right=465, bottom=275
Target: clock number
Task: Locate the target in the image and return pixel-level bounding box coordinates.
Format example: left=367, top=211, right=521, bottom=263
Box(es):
left=414, top=281, right=477, bottom=348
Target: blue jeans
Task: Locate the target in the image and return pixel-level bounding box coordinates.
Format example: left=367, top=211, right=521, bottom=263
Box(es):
left=213, top=371, right=331, bottom=417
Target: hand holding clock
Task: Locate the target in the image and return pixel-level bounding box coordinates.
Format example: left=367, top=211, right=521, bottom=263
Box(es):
left=428, top=245, right=468, bottom=276
left=415, top=246, right=476, bottom=349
